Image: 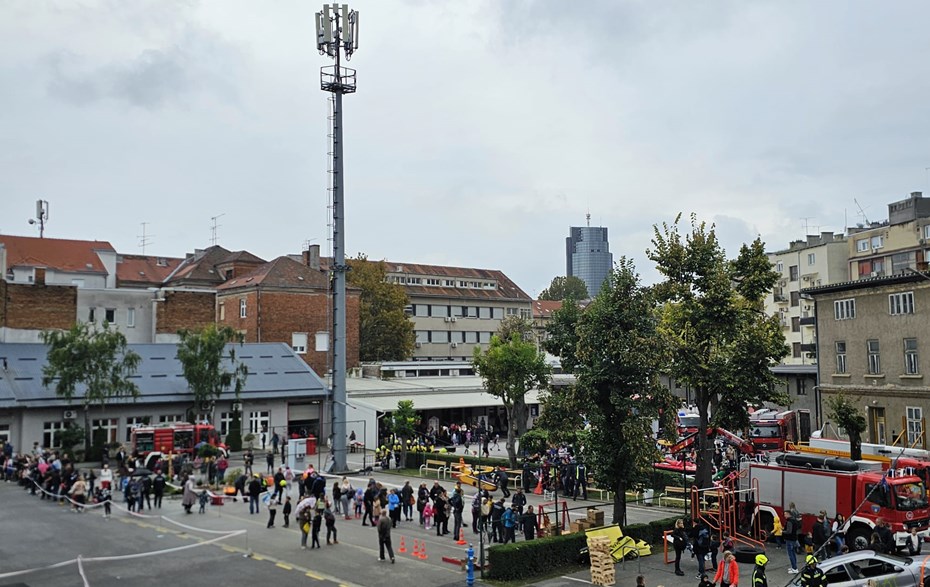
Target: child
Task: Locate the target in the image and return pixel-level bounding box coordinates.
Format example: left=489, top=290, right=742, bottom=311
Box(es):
left=267, top=498, right=277, bottom=528
left=99, top=486, right=112, bottom=519
left=324, top=501, right=338, bottom=544
left=801, top=531, right=814, bottom=555
left=698, top=573, right=714, bottom=587
left=198, top=488, right=210, bottom=514
left=354, top=487, right=364, bottom=518
left=283, top=496, right=292, bottom=528
left=423, top=500, right=435, bottom=531
left=311, top=510, right=322, bottom=549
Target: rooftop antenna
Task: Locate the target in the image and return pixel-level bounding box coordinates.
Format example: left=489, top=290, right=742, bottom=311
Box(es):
left=138, top=222, right=154, bottom=254
left=316, top=2, right=359, bottom=474
left=854, top=198, right=870, bottom=225
left=27, top=200, right=49, bottom=237
left=586, top=211, right=591, bottom=227
left=210, top=213, right=225, bottom=246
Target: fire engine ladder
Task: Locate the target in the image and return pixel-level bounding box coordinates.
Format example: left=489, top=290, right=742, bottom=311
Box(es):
left=691, top=469, right=765, bottom=552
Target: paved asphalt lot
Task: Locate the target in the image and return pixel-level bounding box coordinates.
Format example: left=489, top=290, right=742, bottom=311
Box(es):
left=0, top=449, right=786, bottom=587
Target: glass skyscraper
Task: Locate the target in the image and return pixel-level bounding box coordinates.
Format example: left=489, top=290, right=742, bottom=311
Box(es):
left=566, top=226, right=612, bottom=298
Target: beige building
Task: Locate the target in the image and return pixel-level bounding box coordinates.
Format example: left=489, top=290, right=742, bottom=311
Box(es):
left=383, top=262, right=532, bottom=361
left=766, top=232, right=848, bottom=364
left=847, top=191, right=930, bottom=280
left=805, top=272, right=930, bottom=448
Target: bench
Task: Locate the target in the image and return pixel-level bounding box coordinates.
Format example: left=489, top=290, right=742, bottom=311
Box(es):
left=419, top=459, right=448, bottom=478
left=660, top=486, right=689, bottom=508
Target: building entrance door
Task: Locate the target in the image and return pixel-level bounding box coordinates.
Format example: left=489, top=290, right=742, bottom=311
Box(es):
left=869, top=407, right=886, bottom=444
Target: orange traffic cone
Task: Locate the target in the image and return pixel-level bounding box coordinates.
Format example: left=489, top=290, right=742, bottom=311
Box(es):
left=411, top=539, right=420, bottom=557
left=533, top=476, right=543, bottom=495
left=418, top=541, right=428, bottom=560
left=399, top=536, right=407, bottom=553
left=456, top=527, right=467, bottom=545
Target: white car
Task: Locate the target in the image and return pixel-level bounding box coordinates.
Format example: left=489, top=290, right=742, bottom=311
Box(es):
left=788, top=550, right=929, bottom=587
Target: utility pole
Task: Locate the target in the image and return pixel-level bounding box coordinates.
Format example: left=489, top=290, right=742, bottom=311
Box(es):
left=28, top=200, right=49, bottom=237
left=316, top=3, right=358, bottom=473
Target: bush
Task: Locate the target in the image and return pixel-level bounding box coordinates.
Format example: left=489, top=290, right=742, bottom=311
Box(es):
left=487, top=532, right=587, bottom=581
left=226, top=411, right=242, bottom=452
left=519, top=428, right=549, bottom=456
left=621, top=516, right=682, bottom=545
left=224, top=468, right=243, bottom=485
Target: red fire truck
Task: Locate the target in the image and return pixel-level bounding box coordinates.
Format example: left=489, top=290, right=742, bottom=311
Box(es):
left=748, top=453, right=930, bottom=550
left=131, top=423, right=227, bottom=460
left=748, top=409, right=811, bottom=452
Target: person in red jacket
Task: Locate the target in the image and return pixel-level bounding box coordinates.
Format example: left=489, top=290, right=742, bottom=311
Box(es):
left=714, top=550, right=739, bottom=587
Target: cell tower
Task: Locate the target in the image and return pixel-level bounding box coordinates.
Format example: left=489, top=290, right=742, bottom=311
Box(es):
left=28, top=200, right=49, bottom=237
left=316, top=3, right=358, bottom=473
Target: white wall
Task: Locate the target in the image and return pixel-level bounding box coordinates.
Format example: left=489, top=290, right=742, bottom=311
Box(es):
left=76, top=288, right=155, bottom=343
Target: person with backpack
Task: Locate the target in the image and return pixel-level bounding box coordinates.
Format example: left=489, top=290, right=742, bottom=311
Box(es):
left=784, top=511, right=800, bottom=574
left=324, top=500, right=338, bottom=544
left=296, top=497, right=313, bottom=549
left=672, top=518, right=688, bottom=576
left=693, top=522, right=711, bottom=578
left=502, top=505, right=516, bottom=544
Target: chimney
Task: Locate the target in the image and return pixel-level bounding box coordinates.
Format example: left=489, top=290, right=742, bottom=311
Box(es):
left=34, top=267, right=46, bottom=285
left=912, top=192, right=923, bottom=199
left=0, top=243, right=6, bottom=281
left=303, top=244, right=321, bottom=270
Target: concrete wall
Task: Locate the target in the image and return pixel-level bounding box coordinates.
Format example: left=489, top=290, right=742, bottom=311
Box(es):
left=77, top=288, right=156, bottom=343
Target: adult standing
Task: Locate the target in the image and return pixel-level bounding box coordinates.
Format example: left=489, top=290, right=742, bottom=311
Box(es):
left=182, top=475, right=198, bottom=514
left=248, top=473, right=263, bottom=515
left=799, top=556, right=826, bottom=587
left=388, top=488, right=401, bottom=528
left=497, top=467, right=510, bottom=498
left=512, top=487, right=527, bottom=515
left=434, top=490, right=450, bottom=536
left=574, top=461, right=588, bottom=500
left=752, top=554, right=768, bottom=587
left=216, top=455, right=228, bottom=486
left=99, top=463, right=113, bottom=490
left=417, top=482, right=429, bottom=526
left=450, top=488, right=465, bottom=540
left=784, top=511, right=800, bottom=574
left=521, top=504, right=539, bottom=540
left=713, top=550, right=739, bottom=587
left=831, top=513, right=846, bottom=556
left=340, top=477, right=352, bottom=520
left=296, top=496, right=314, bottom=549
left=152, top=470, right=166, bottom=508
left=490, top=498, right=505, bottom=543
left=400, top=480, right=414, bottom=522
left=672, top=518, right=688, bottom=576
left=271, top=432, right=280, bottom=456
left=377, top=512, right=395, bottom=563
left=692, top=521, right=711, bottom=578
left=502, top=505, right=516, bottom=544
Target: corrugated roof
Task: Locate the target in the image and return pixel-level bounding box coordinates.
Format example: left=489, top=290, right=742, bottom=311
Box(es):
left=0, top=342, right=325, bottom=408
left=0, top=234, right=115, bottom=274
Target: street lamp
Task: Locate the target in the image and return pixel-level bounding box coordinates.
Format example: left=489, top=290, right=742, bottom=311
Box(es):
left=315, top=3, right=358, bottom=473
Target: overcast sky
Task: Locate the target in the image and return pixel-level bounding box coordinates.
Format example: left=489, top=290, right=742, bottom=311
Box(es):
left=3, top=1, right=930, bottom=296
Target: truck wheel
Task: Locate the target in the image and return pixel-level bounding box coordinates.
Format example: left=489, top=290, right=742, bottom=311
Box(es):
left=846, top=526, right=871, bottom=551
left=734, top=545, right=764, bottom=564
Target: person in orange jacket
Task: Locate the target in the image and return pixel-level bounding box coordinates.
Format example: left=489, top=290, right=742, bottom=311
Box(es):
left=714, top=550, right=739, bottom=587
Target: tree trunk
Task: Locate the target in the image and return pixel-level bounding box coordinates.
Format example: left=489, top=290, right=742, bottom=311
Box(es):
left=850, top=431, right=862, bottom=462
left=696, top=391, right=714, bottom=489
left=612, top=478, right=627, bottom=526
left=83, top=404, right=91, bottom=454
left=505, top=405, right=517, bottom=468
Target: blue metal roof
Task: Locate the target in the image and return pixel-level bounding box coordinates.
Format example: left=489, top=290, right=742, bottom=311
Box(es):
left=0, top=342, right=327, bottom=408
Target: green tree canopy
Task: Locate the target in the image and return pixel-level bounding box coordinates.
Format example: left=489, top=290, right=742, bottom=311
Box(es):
left=473, top=333, right=550, bottom=467
left=574, top=258, right=674, bottom=524
left=543, top=297, right=582, bottom=373
left=41, top=321, right=142, bottom=449
left=389, top=399, right=418, bottom=468
left=347, top=254, right=416, bottom=361
left=826, top=393, right=867, bottom=461
left=176, top=324, right=248, bottom=421
left=539, top=275, right=589, bottom=301
left=648, top=214, right=788, bottom=488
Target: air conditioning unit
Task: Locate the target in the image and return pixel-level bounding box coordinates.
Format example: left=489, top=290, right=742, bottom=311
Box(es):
left=444, top=317, right=452, bottom=323
left=803, top=275, right=811, bottom=282
left=63, top=409, right=77, bottom=420
left=231, top=402, right=242, bottom=413
left=450, top=342, right=458, bottom=348
left=415, top=342, right=421, bottom=348
left=778, top=279, right=787, bottom=287
left=871, top=271, right=879, bottom=277
left=199, top=401, right=213, bottom=412
left=450, top=316, right=457, bottom=322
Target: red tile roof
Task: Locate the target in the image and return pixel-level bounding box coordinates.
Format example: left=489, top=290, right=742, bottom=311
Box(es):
left=115, top=255, right=183, bottom=288
left=0, top=234, right=115, bottom=274
left=164, top=246, right=266, bottom=287
left=533, top=300, right=563, bottom=319
left=216, top=256, right=329, bottom=291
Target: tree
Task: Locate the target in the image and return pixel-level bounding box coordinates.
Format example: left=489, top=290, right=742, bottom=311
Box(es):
left=41, top=321, right=142, bottom=450
left=827, top=394, right=867, bottom=461
left=574, top=258, right=675, bottom=524
left=539, top=275, right=589, bottom=301
left=648, top=214, right=788, bottom=488
left=347, top=254, right=416, bottom=361
left=534, top=383, right=586, bottom=448
left=473, top=333, right=550, bottom=468
left=496, top=315, right=535, bottom=439
left=543, top=297, right=583, bottom=373
left=176, top=324, right=249, bottom=425
left=389, top=400, right=417, bottom=468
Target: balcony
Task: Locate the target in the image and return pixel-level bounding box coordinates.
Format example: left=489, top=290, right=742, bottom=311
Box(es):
left=800, top=343, right=817, bottom=353
left=774, top=294, right=788, bottom=303
left=799, top=316, right=815, bottom=326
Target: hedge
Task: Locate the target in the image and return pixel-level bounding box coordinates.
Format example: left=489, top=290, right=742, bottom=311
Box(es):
left=404, top=451, right=510, bottom=471
left=487, top=532, right=587, bottom=581
left=485, top=515, right=682, bottom=582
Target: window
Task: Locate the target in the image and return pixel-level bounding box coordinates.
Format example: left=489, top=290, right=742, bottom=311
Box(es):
left=789, top=266, right=799, bottom=281
left=450, top=306, right=463, bottom=317
left=857, top=238, right=870, bottom=253
left=159, top=414, right=182, bottom=424
left=219, top=412, right=234, bottom=436
left=807, top=253, right=816, bottom=265
left=905, top=338, right=919, bottom=375
left=430, top=305, right=448, bottom=318
left=491, top=307, right=504, bottom=320
left=834, top=299, right=856, bottom=320
left=464, top=331, right=478, bottom=344
left=466, top=307, right=477, bottom=318
left=889, top=292, right=915, bottom=315
left=91, top=418, right=119, bottom=444
left=426, top=278, right=441, bottom=286
left=775, top=261, right=784, bottom=273
left=479, top=331, right=492, bottom=344
left=415, top=331, right=427, bottom=343
left=506, top=308, right=518, bottom=316
left=239, top=298, right=247, bottom=318
left=88, top=307, right=96, bottom=322
left=104, top=308, right=116, bottom=323
left=0, top=424, right=8, bottom=443
left=867, top=339, right=881, bottom=374
left=835, top=341, right=847, bottom=374
left=431, top=331, right=449, bottom=344
left=520, top=308, right=531, bottom=319
left=792, top=342, right=801, bottom=358
left=292, top=333, right=308, bottom=353
left=790, top=291, right=800, bottom=307
left=924, top=225, right=930, bottom=240
left=907, top=407, right=924, bottom=446
left=795, top=378, right=807, bottom=396
left=791, top=316, right=800, bottom=332
left=43, top=421, right=65, bottom=449
left=127, top=307, right=135, bottom=328
left=249, top=411, right=270, bottom=435
left=125, top=416, right=149, bottom=442
left=866, top=483, right=891, bottom=508
left=478, top=307, right=491, bottom=319
left=219, top=303, right=225, bottom=320
left=871, top=235, right=884, bottom=250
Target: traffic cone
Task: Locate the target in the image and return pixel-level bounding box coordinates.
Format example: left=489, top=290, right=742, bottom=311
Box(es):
left=456, top=527, right=467, bottom=545
left=399, top=536, right=407, bottom=553
left=411, top=539, right=420, bottom=557
left=533, top=476, right=543, bottom=495
left=418, top=541, right=428, bottom=560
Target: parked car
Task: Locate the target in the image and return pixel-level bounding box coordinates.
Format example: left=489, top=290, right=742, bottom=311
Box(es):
left=788, top=550, right=930, bottom=587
